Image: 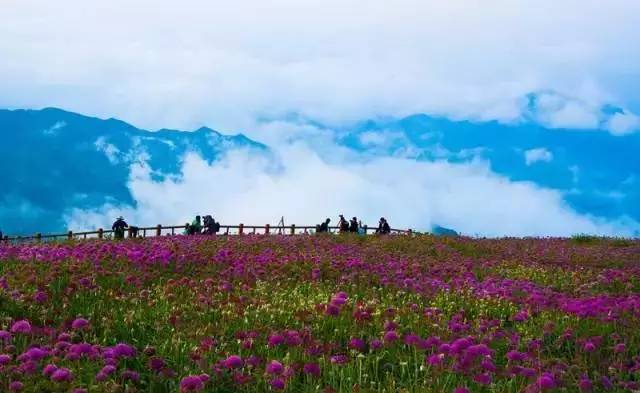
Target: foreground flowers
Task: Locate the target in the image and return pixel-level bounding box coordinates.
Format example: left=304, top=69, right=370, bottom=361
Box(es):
left=0, top=234, right=639, bottom=392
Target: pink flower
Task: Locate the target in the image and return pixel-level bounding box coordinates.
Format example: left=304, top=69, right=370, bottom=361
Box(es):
left=10, top=320, right=31, bottom=334
left=453, top=388, right=470, bottom=393
left=9, top=381, right=24, bottom=392
left=614, top=343, right=626, bottom=353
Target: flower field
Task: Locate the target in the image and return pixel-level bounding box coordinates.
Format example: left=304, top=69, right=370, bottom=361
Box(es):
left=0, top=235, right=639, bottom=393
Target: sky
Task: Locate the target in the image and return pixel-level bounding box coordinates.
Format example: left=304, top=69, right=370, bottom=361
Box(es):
left=2, top=0, right=640, bottom=236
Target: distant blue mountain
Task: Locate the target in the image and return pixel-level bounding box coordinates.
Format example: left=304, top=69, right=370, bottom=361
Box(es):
left=338, top=114, right=640, bottom=225
left=0, top=108, right=265, bottom=234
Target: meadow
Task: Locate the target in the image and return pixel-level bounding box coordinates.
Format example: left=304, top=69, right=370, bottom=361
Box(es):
left=0, top=234, right=639, bottom=392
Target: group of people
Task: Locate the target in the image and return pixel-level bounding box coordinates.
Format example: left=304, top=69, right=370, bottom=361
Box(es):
left=317, top=215, right=391, bottom=235
left=186, top=215, right=221, bottom=235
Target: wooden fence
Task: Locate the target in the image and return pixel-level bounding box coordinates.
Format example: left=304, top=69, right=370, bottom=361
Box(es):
left=1, top=224, right=413, bottom=244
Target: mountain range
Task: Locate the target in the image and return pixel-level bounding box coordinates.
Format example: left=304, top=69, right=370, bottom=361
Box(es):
left=1, top=107, right=638, bottom=235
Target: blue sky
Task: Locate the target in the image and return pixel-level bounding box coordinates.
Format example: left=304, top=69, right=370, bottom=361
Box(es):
left=1, top=1, right=640, bottom=236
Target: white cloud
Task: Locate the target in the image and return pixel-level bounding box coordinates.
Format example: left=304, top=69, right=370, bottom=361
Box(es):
left=529, top=92, right=600, bottom=129
left=524, top=148, right=554, bottom=166
left=42, top=121, right=66, bottom=136
left=1, top=0, right=639, bottom=132
left=94, top=136, right=121, bottom=164
left=66, top=137, right=638, bottom=238
left=606, top=112, right=640, bottom=136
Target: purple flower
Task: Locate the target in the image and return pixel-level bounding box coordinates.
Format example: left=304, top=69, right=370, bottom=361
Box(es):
left=270, top=378, right=285, bottom=390
left=303, top=362, right=321, bottom=377
left=600, top=376, right=613, bottom=390
left=266, top=360, right=284, bottom=375
left=180, top=375, right=205, bottom=392
left=506, top=350, right=527, bottom=362
left=579, top=375, right=593, bottom=392
left=330, top=354, right=349, bottom=365
left=51, top=367, right=73, bottom=382
left=148, top=356, right=166, bottom=372
left=427, top=353, right=444, bottom=367
left=268, top=334, right=285, bottom=347
left=9, top=381, right=24, bottom=392
left=33, top=291, right=48, bottom=303
left=325, top=304, right=341, bottom=316
left=122, top=369, right=140, bottom=382
left=113, top=343, right=136, bottom=358
left=474, top=373, right=492, bottom=385
left=71, top=318, right=89, bottom=330
left=583, top=341, right=596, bottom=352
left=453, top=388, right=470, bottom=393
left=100, top=365, right=116, bottom=376
left=0, top=330, right=12, bottom=342
left=224, top=355, right=243, bottom=369
left=0, top=354, right=12, bottom=365
left=614, top=343, right=626, bottom=353
left=370, top=339, right=383, bottom=350
left=383, top=330, right=399, bottom=343
left=536, top=373, right=555, bottom=390
left=43, top=364, right=58, bottom=377
left=10, top=320, right=32, bottom=334
left=72, top=389, right=87, bottom=393
left=348, top=338, right=366, bottom=352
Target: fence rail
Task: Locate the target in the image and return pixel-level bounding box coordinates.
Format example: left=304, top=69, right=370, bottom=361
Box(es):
left=1, top=224, right=413, bottom=244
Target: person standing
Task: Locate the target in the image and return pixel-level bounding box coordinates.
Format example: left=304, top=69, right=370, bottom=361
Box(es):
left=349, top=217, right=359, bottom=233
left=338, top=215, right=349, bottom=233
left=190, top=216, right=202, bottom=235
left=112, top=216, right=129, bottom=239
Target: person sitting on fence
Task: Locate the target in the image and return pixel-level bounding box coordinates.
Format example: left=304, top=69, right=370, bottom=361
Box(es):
left=376, top=217, right=391, bottom=235
left=203, top=215, right=220, bottom=235
left=190, top=216, right=202, bottom=235
left=317, top=218, right=331, bottom=233
left=338, top=215, right=349, bottom=233
left=130, top=226, right=139, bottom=238
left=349, top=217, right=359, bottom=233
left=112, top=216, right=129, bottom=239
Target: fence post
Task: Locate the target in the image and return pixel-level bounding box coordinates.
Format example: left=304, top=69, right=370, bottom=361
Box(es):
left=156, top=225, right=162, bottom=237
left=265, top=224, right=270, bottom=235
left=290, top=224, right=295, bottom=235
left=364, top=225, right=368, bottom=235
left=239, top=223, right=244, bottom=235
left=98, top=228, right=103, bottom=239
left=67, top=231, right=73, bottom=240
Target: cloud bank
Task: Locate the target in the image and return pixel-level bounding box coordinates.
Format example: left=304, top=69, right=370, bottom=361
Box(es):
left=66, top=135, right=638, bottom=237
left=1, top=0, right=639, bottom=133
